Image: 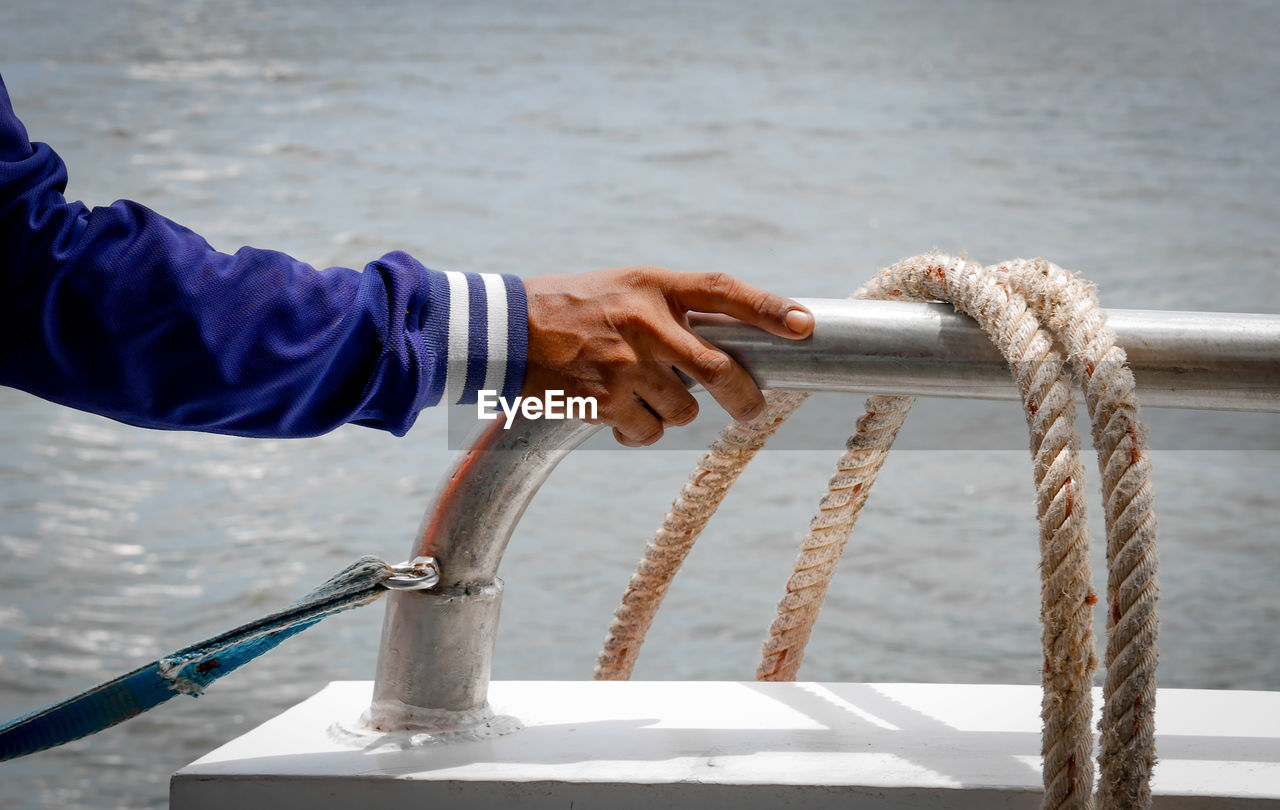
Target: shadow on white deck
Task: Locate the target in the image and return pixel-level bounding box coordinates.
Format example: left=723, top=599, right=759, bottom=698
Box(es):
left=171, top=680, right=1280, bottom=809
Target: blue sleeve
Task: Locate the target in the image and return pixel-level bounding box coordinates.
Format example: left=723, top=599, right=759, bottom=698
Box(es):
left=0, top=74, right=527, bottom=438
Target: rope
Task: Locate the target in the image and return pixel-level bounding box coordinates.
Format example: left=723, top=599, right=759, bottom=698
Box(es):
left=594, top=253, right=1159, bottom=810
left=0, top=555, right=398, bottom=762
left=594, top=391, right=808, bottom=680
left=1001, top=258, right=1160, bottom=808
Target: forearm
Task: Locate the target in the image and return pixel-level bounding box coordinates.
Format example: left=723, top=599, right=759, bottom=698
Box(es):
left=0, top=77, right=526, bottom=438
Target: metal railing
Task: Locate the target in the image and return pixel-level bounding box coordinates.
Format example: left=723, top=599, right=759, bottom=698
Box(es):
left=366, top=301, right=1280, bottom=733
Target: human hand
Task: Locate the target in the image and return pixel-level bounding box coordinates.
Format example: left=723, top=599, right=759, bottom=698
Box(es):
left=521, top=267, right=813, bottom=446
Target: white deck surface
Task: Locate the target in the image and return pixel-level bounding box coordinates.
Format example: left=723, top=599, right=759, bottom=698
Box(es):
left=171, top=680, right=1280, bottom=809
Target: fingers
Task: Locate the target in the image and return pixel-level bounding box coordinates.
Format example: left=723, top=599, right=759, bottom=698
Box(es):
left=655, top=323, right=765, bottom=422
left=610, top=396, right=665, bottom=447
left=613, top=427, right=656, bottom=448
left=665, top=272, right=813, bottom=339
left=524, top=267, right=800, bottom=448
left=609, top=368, right=699, bottom=446
left=633, top=368, right=700, bottom=427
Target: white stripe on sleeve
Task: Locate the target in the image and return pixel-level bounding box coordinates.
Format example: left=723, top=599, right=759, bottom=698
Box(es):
left=480, top=274, right=509, bottom=395
left=443, top=270, right=471, bottom=405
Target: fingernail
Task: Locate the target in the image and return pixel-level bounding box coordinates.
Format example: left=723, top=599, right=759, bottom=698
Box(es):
left=785, top=308, right=814, bottom=335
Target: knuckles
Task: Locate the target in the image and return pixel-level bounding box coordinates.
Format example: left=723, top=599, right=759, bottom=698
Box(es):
left=611, top=307, right=663, bottom=340
left=702, top=271, right=736, bottom=300
left=669, top=399, right=699, bottom=425
left=618, top=265, right=664, bottom=289
left=692, top=350, right=733, bottom=386
left=751, top=291, right=785, bottom=322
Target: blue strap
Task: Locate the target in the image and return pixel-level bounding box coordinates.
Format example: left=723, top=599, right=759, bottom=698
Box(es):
left=0, top=556, right=393, bottom=762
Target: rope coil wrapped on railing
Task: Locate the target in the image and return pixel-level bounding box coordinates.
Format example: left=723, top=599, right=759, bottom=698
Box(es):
left=595, top=253, right=1159, bottom=810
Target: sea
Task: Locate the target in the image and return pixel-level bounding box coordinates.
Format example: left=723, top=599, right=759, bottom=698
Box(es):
left=0, top=1, right=1277, bottom=807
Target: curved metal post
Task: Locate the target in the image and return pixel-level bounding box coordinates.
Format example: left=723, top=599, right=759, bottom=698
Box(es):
left=368, top=301, right=1280, bottom=733
left=369, top=417, right=601, bottom=728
